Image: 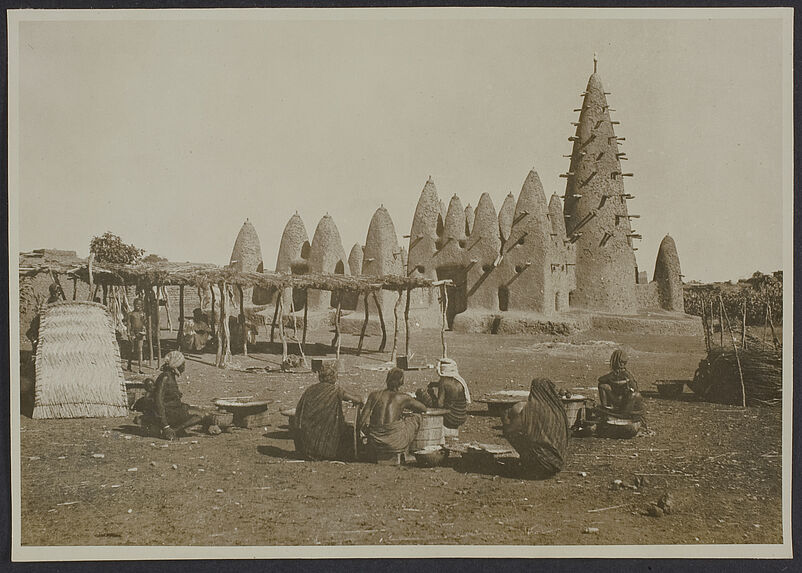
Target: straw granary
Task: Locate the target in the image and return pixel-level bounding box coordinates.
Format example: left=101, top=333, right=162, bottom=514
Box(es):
left=33, top=302, right=128, bottom=419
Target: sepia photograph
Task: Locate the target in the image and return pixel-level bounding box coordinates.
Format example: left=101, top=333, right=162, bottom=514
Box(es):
left=7, top=7, right=793, bottom=560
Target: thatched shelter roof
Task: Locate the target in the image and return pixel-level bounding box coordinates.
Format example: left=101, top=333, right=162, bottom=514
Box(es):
left=67, top=260, right=436, bottom=293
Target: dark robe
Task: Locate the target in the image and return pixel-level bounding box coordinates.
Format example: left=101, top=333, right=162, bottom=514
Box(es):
left=294, top=382, right=349, bottom=460
left=151, top=370, right=190, bottom=427
left=504, top=380, right=569, bottom=478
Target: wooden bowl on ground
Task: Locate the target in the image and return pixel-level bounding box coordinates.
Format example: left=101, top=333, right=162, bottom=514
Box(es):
left=413, top=445, right=449, bottom=467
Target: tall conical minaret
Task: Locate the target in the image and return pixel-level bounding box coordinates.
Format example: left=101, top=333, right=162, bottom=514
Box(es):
left=562, top=55, right=639, bottom=314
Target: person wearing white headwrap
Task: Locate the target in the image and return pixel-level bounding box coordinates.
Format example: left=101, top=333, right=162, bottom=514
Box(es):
left=415, top=357, right=471, bottom=430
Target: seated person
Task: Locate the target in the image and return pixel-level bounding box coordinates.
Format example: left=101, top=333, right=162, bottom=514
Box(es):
left=415, top=358, right=471, bottom=430
left=597, top=349, right=645, bottom=420
left=293, top=363, right=363, bottom=461
left=136, top=351, right=217, bottom=439
left=502, top=377, right=569, bottom=479
left=182, top=308, right=212, bottom=352
left=357, top=368, right=427, bottom=462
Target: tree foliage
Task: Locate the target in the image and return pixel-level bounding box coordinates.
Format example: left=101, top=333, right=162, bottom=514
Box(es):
left=89, top=232, right=145, bottom=265
left=143, top=253, right=168, bottom=263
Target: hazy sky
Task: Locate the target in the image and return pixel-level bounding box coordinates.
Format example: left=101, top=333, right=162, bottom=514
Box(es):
left=12, top=11, right=790, bottom=282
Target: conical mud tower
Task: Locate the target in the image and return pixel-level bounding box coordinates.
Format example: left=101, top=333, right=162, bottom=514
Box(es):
left=653, top=234, right=684, bottom=311
left=563, top=56, right=639, bottom=314
left=229, top=219, right=263, bottom=305
left=229, top=219, right=263, bottom=273
left=361, top=206, right=403, bottom=314
left=307, top=215, right=350, bottom=311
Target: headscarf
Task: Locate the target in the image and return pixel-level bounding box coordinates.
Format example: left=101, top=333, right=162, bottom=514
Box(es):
left=318, top=362, right=338, bottom=384
left=610, top=349, right=628, bottom=372
left=385, top=367, right=405, bottom=390
left=163, top=350, right=186, bottom=376
left=437, top=358, right=471, bottom=403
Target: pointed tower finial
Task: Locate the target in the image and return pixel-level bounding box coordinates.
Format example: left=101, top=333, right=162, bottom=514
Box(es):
left=593, top=52, right=598, bottom=73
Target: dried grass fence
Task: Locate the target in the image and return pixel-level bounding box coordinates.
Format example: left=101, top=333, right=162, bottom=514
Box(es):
left=690, top=292, right=782, bottom=408
left=33, top=302, right=128, bottom=419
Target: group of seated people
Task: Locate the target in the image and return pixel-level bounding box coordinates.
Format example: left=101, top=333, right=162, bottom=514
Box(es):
left=290, top=349, right=645, bottom=479
left=290, top=358, right=472, bottom=463
left=136, top=347, right=645, bottom=480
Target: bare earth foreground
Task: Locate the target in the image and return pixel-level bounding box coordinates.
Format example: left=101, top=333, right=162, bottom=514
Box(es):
left=19, top=326, right=782, bottom=547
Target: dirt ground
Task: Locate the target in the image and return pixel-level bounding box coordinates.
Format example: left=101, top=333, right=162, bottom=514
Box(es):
left=18, top=324, right=783, bottom=547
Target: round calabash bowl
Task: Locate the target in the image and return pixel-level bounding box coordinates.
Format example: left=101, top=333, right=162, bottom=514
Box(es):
left=414, top=446, right=449, bottom=467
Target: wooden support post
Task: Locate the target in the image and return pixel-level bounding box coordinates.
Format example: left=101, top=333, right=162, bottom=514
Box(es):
left=741, top=297, right=747, bottom=350
left=72, top=277, right=78, bottom=300
left=177, top=285, right=185, bottom=350
left=289, top=295, right=306, bottom=367
left=720, top=295, right=746, bottom=408
left=357, top=293, right=370, bottom=356
left=404, top=287, right=411, bottom=358
left=717, top=298, right=724, bottom=347
left=162, top=286, right=173, bottom=333
left=391, top=290, right=402, bottom=362
left=50, top=269, right=67, bottom=301
left=767, top=302, right=779, bottom=351
left=701, top=300, right=711, bottom=353
left=763, top=300, right=769, bottom=345
left=302, top=293, right=309, bottom=346
left=278, top=294, right=288, bottom=362
left=238, top=285, right=247, bottom=356
left=87, top=253, right=95, bottom=301
left=216, top=281, right=232, bottom=368
left=154, top=285, right=162, bottom=369
left=439, top=284, right=448, bottom=359
left=335, top=295, right=343, bottom=360
left=270, top=294, right=280, bottom=343
left=709, top=298, right=715, bottom=346
left=210, top=286, right=217, bottom=337
left=145, top=286, right=154, bottom=367
left=102, top=284, right=108, bottom=306
left=372, top=291, right=387, bottom=352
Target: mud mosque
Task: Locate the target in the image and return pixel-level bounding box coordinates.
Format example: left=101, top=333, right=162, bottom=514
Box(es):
left=228, top=59, right=685, bottom=333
